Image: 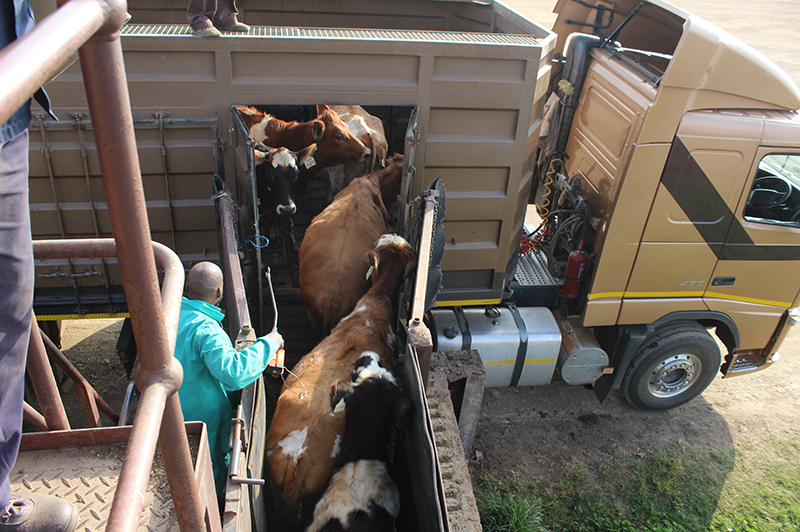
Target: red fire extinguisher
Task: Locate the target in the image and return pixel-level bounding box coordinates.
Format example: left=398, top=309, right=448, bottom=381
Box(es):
left=561, top=246, right=588, bottom=298
left=561, top=204, right=591, bottom=299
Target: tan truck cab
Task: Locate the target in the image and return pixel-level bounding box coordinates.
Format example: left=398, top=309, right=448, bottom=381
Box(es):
left=535, top=0, right=800, bottom=408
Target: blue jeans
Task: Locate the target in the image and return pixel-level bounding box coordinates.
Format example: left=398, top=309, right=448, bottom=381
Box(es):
left=0, top=129, right=32, bottom=508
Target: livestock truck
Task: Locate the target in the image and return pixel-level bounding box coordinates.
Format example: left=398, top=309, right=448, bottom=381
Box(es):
left=13, top=0, right=800, bottom=530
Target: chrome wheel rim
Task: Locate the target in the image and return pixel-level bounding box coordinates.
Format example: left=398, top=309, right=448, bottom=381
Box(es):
left=648, top=354, right=701, bottom=398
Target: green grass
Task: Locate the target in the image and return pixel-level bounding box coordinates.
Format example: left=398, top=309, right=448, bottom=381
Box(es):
left=475, top=432, right=800, bottom=531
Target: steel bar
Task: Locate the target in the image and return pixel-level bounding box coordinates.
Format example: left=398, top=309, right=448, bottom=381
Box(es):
left=38, top=327, right=120, bottom=426
left=214, top=183, right=254, bottom=344
left=75, top=17, right=204, bottom=532
left=22, top=402, right=49, bottom=431
left=26, top=313, right=71, bottom=431
left=0, top=0, right=106, bottom=125
left=159, top=395, right=215, bottom=529
left=31, top=240, right=184, bottom=358
left=33, top=113, right=86, bottom=313
left=71, top=110, right=117, bottom=313
left=408, top=193, right=437, bottom=388
left=154, top=111, right=179, bottom=251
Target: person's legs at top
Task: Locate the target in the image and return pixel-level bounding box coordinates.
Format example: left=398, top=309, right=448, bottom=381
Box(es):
left=211, top=0, right=249, bottom=32
left=187, top=0, right=222, bottom=36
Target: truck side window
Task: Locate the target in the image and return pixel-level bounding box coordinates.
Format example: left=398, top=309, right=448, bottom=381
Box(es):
left=744, top=154, right=800, bottom=226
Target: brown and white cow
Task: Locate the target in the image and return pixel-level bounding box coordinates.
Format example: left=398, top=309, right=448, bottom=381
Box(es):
left=253, top=143, right=317, bottom=251
left=298, top=154, right=404, bottom=337
left=234, top=104, right=371, bottom=199
left=319, top=105, right=389, bottom=201
left=265, top=234, right=416, bottom=505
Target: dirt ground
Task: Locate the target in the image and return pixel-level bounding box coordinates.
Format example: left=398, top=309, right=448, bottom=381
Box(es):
left=38, top=0, right=800, bottom=522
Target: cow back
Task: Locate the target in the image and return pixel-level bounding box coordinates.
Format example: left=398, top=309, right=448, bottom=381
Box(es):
left=265, top=288, right=396, bottom=505
left=298, top=175, right=388, bottom=337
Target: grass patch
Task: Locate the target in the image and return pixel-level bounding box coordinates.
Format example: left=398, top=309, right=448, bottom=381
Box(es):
left=475, top=432, right=800, bottom=531
left=477, top=473, right=546, bottom=532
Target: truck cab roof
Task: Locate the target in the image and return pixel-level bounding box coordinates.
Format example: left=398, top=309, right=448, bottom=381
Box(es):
left=552, top=0, right=800, bottom=112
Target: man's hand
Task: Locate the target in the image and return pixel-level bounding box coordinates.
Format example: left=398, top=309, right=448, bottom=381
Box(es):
left=265, top=331, right=284, bottom=351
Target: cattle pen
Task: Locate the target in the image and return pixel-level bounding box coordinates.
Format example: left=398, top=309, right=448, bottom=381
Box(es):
left=19, top=0, right=556, bottom=531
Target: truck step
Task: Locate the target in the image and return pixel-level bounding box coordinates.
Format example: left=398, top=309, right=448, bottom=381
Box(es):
left=510, top=247, right=561, bottom=307
left=730, top=355, right=760, bottom=373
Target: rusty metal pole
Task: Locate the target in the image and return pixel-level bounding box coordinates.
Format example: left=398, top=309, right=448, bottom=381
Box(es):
left=70, top=5, right=206, bottom=532
left=0, top=0, right=107, bottom=124
left=25, top=313, right=70, bottom=431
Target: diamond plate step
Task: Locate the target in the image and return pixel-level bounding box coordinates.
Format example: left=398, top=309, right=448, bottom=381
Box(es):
left=11, top=444, right=178, bottom=532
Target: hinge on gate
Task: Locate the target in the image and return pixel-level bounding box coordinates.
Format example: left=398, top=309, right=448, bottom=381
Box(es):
left=213, top=137, right=226, bottom=157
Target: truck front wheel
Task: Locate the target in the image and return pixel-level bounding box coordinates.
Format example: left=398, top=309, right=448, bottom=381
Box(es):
left=622, top=320, right=721, bottom=410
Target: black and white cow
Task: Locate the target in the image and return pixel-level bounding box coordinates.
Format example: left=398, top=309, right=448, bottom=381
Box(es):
left=306, top=352, right=410, bottom=532
left=253, top=142, right=316, bottom=251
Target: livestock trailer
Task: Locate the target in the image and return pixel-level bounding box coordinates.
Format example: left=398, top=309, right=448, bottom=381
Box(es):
left=22, top=0, right=555, bottom=530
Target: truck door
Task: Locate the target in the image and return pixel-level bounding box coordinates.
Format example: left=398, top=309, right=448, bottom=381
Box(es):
left=619, top=112, right=758, bottom=324
left=704, top=147, right=800, bottom=349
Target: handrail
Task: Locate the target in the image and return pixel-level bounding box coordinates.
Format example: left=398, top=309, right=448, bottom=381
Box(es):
left=2, top=1, right=208, bottom=531
left=0, top=0, right=113, bottom=125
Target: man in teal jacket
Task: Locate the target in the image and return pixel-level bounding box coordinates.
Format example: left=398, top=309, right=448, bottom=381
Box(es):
left=175, top=262, right=283, bottom=496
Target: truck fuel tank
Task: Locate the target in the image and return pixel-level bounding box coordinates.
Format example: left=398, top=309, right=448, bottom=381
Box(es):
left=428, top=306, right=561, bottom=387
left=554, top=311, right=609, bottom=386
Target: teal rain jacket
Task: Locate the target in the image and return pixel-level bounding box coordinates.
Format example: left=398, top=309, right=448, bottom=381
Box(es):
left=175, top=297, right=280, bottom=495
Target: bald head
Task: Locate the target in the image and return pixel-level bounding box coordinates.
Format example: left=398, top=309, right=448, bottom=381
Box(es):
left=185, top=262, right=224, bottom=305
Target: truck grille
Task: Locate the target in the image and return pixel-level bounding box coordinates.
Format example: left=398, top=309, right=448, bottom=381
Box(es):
left=121, top=24, right=543, bottom=46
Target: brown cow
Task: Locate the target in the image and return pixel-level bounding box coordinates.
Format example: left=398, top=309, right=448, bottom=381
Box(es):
left=265, top=234, right=416, bottom=505
left=298, top=154, right=404, bottom=337
left=234, top=104, right=371, bottom=198
left=319, top=105, right=389, bottom=201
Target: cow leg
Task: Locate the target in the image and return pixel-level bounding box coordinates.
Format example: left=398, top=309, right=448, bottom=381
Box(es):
left=277, top=214, right=301, bottom=286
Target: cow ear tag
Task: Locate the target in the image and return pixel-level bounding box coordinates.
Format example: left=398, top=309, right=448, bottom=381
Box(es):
left=334, top=398, right=346, bottom=413
left=303, top=156, right=316, bottom=169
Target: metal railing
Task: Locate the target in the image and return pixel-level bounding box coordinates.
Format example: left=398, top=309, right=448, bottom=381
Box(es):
left=0, top=1, right=208, bottom=531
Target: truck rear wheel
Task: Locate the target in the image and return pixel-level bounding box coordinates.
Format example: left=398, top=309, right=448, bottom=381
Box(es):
left=622, top=320, right=721, bottom=410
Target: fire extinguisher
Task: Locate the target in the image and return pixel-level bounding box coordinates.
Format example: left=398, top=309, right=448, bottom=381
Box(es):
left=561, top=247, right=588, bottom=298
left=562, top=205, right=590, bottom=298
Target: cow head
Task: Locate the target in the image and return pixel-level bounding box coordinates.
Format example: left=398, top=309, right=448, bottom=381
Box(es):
left=365, top=234, right=417, bottom=298
left=312, top=104, right=372, bottom=167
left=254, top=143, right=318, bottom=216
left=329, top=351, right=410, bottom=421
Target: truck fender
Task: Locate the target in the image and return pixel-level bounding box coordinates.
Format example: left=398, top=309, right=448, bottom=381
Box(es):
left=592, top=311, right=739, bottom=403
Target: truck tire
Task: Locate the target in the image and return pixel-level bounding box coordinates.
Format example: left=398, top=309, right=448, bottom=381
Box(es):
left=622, top=320, right=721, bottom=410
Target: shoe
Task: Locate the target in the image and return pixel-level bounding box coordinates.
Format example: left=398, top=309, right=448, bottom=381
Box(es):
left=215, top=21, right=250, bottom=32
left=191, top=26, right=222, bottom=37
left=0, top=494, right=78, bottom=532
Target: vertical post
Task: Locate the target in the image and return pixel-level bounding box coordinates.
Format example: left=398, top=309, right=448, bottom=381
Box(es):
left=25, top=314, right=70, bottom=431
left=73, top=8, right=206, bottom=532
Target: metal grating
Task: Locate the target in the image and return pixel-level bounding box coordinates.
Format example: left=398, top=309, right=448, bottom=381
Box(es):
left=10, top=445, right=178, bottom=532
left=731, top=356, right=759, bottom=372
left=514, top=247, right=561, bottom=287
left=121, top=24, right=542, bottom=46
